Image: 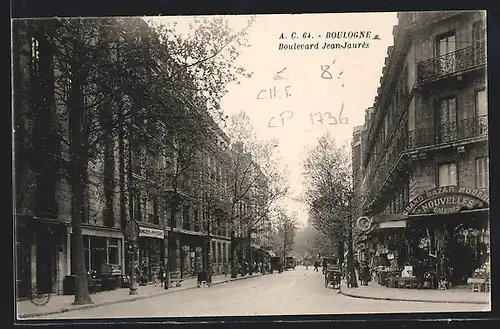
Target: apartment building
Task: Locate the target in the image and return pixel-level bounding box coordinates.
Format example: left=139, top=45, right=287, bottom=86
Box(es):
left=356, top=11, right=488, bottom=287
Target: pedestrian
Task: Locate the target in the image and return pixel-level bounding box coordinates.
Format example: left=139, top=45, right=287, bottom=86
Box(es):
left=158, top=265, right=165, bottom=288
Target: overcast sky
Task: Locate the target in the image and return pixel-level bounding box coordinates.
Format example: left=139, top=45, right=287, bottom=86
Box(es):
left=150, top=13, right=398, bottom=225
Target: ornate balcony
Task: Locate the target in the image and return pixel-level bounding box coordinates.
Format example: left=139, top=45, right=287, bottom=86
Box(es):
left=416, top=42, right=486, bottom=82
left=364, top=115, right=488, bottom=210
left=408, top=115, right=488, bottom=149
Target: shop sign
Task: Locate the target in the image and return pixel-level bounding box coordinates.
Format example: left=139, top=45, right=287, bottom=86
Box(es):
left=138, top=226, right=165, bottom=239
left=356, top=216, right=372, bottom=232
left=403, top=186, right=489, bottom=216
left=125, top=220, right=140, bottom=242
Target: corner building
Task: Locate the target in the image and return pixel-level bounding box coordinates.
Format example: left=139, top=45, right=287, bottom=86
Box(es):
left=358, top=11, right=489, bottom=289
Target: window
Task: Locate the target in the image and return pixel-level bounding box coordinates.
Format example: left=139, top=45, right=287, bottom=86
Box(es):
left=472, top=21, right=486, bottom=43
left=211, top=242, right=216, bottom=263
left=476, top=157, right=489, bottom=189
left=474, top=89, right=487, bottom=135
left=108, top=238, right=119, bottom=265
left=475, top=89, right=487, bottom=117
left=436, top=96, right=457, bottom=143
left=437, top=162, right=457, bottom=187
left=437, top=33, right=456, bottom=56
left=436, top=33, right=456, bottom=74
left=146, top=198, right=154, bottom=223
left=222, top=244, right=227, bottom=264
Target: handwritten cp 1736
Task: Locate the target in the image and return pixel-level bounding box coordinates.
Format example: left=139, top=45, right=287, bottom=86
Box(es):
left=268, top=103, right=348, bottom=128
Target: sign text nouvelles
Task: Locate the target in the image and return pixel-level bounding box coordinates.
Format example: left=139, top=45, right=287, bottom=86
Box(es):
left=403, top=186, right=489, bottom=215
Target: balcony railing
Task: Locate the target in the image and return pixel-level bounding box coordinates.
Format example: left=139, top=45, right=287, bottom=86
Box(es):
left=417, top=41, right=486, bottom=82
left=364, top=115, right=488, bottom=209
left=408, top=116, right=488, bottom=149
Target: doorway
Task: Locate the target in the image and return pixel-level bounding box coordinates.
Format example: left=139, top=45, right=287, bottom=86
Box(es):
left=36, top=230, right=55, bottom=294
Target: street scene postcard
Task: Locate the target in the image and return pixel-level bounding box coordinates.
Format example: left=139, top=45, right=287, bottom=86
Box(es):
left=12, top=11, right=490, bottom=320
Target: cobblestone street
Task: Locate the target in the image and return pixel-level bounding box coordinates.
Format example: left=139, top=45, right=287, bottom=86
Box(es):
left=32, top=267, right=488, bottom=319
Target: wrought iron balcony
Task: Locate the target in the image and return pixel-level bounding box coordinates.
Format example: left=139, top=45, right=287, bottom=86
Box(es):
left=416, top=42, right=486, bottom=82
left=364, top=115, right=487, bottom=210
left=408, top=115, right=488, bottom=149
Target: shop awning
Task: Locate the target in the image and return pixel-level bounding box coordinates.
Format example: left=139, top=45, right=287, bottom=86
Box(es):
left=379, top=220, right=407, bottom=229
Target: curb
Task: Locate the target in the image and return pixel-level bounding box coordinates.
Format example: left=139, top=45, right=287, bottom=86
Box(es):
left=339, top=288, right=489, bottom=305
left=18, top=274, right=263, bottom=319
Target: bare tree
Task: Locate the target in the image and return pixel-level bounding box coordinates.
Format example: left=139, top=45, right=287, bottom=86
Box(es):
left=303, top=131, right=358, bottom=288
left=225, top=112, right=289, bottom=278
left=271, top=209, right=299, bottom=261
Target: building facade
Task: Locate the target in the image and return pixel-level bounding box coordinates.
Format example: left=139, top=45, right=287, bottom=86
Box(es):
left=355, top=11, right=488, bottom=288
left=13, top=18, right=271, bottom=298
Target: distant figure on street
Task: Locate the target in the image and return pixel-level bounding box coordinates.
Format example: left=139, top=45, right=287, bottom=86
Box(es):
left=314, top=260, right=319, bottom=272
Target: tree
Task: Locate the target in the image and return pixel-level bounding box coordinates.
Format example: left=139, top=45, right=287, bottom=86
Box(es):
left=13, top=15, right=255, bottom=304
left=302, top=131, right=358, bottom=288
left=271, top=209, right=299, bottom=261
left=225, top=112, right=289, bottom=278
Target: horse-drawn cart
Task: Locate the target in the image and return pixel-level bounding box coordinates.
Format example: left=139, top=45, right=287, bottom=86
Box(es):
left=324, top=264, right=342, bottom=289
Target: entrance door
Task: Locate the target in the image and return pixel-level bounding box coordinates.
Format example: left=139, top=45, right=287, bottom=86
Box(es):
left=36, top=230, right=55, bottom=294
left=16, top=238, right=31, bottom=298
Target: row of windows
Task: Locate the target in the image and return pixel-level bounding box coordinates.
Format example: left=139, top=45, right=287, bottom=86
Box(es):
left=437, top=157, right=489, bottom=189
left=382, top=157, right=488, bottom=213
left=365, top=20, right=486, bottom=181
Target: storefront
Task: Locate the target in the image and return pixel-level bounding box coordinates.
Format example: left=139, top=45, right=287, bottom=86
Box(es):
left=16, top=216, right=68, bottom=297
left=366, top=185, right=490, bottom=289
left=137, top=224, right=165, bottom=282
left=69, top=225, right=125, bottom=279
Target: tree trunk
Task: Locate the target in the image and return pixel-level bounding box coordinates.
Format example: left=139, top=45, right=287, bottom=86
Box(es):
left=70, top=165, right=92, bottom=305
left=166, top=197, right=180, bottom=283
left=31, top=23, right=58, bottom=218
left=347, top=218, right=358, bottom=288
left=68, top=28, right=92, bottom=305
left=102, top=100, right=115, bottom=227
left=247, top=229, right=252, bottom=275
left=230, top=230, right=237, bottom=278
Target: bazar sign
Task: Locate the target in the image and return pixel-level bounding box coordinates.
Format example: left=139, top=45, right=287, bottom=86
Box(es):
left=403, top=186, right=489, bottom=215
left=139, top=226, right=165, bottom=239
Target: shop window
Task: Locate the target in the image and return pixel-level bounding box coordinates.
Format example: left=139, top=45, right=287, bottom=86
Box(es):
left=437, top=162, right=457, bottom=187
left=71, top=235, right=90, bottom=275
left=90, top=236, right=107, bottom=274
left=108, top=238, right=119, bottom=265
left=476, top=157, right=489, bottom=189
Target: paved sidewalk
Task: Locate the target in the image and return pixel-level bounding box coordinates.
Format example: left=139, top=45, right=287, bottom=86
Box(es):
left=339, top=280, right=490, bottom=305
left=17, top=272, right=263, bottom=319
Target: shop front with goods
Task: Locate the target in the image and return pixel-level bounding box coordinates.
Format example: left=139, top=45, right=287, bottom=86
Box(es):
left=363, top=186, right=490, bottom=291
left=137, top=224, right=165, bottom=283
